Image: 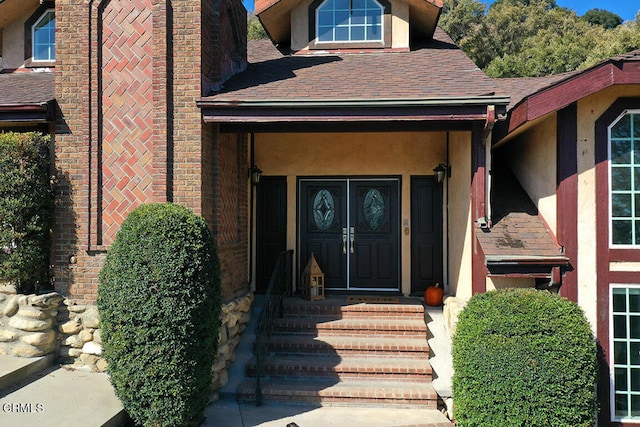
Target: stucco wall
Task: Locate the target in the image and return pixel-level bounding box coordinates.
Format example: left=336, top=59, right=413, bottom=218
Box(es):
left=290, top=0, right=410, bottom=50
left=254, top=131, right=450, bottom=295
left=447, top=131, right=473, bottom=300
left=502, top=114, right=558, bottom=236
left=486, top=276, right=534, bottom=291
left=1, top=8, right=31, bottom=69
left=576, top=85, right=640, bottom=329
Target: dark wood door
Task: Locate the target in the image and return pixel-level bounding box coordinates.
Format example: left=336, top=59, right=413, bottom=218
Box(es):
left=349, top=180, right=399, bottom=290
left=410, top=176, right=443, bottom=295
left=299, top=180, right=348, bottom=289
left=256, top=176, right=287, bottom=293
left=299, top=178, right=399, bottom=291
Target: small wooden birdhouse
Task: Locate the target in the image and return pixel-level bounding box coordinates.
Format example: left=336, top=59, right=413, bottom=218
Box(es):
left=301, top=253, right=324, bottom=301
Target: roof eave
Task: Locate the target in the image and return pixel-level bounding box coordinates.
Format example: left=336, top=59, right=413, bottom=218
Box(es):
left=497, top=59, right=640, bottom=139
left=198, top=96, right=510, bottom=123
left=0, top=100, right=55, bottom=123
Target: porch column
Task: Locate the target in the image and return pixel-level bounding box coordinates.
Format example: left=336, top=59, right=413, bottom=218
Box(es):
left=472, top=122, right=487, bottom=294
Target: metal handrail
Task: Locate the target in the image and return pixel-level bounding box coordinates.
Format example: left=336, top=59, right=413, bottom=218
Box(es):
left=255, top=249, right=293, bottom=406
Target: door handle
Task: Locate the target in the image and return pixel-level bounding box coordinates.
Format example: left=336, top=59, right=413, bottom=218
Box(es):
left=342, top=228, right=347, bottom=254
left=350, top=227, right=355, bottom=254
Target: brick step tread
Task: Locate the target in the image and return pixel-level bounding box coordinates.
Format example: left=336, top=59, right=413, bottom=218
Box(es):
left=284, top=300, right=425, bottom=318
left=246, top=355, right=432, bottom=380
left=238, top=378, right=438, bottom=409
left=265, top=335, right=430, bottom=356
left=274, top=317, right=427, bottom=336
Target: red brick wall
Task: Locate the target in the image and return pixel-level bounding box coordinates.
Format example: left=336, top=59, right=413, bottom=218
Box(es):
left=54, top=0, right=249, bottom=303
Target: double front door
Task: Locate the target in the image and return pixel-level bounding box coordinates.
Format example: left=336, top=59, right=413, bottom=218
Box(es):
left=299, top=178, right=400, bottom=291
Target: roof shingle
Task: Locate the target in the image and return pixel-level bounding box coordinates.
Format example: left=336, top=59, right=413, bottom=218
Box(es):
left=0, top=72, right=55, bottom=106
left=205, top=29, right=505, bottom=102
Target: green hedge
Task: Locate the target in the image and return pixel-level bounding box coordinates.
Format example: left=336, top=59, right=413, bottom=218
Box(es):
left=98, top=203, right=222, bottom=427
left=0, top=132, right=53, bottom=294
left=452, top=288, right=597, bottom=427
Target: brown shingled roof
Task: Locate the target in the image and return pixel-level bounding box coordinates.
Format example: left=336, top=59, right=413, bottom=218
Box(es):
left=206, top=29, right=505, bottom=102
left=0, top=72, right=55, bottom=106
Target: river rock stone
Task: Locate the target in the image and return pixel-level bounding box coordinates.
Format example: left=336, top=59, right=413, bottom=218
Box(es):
left=21, top=330, right=56, bottom=347
left=81, top=308, right=100, bottom=328
left=9, top=316, right=53, bottom=332
left=82, top=341, right=102, bottom=356
left=0, top=330, right=18, bottom=342
left=59, top=319, right=82, bottom=334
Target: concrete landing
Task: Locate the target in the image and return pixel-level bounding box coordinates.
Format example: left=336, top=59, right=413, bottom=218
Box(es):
left=0, top=354, right=55, bottom=390
left=0, top=365, right=126, bottom=427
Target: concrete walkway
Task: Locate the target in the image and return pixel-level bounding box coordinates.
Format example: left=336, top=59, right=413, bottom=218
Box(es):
left=0, top=364, right=126, bottom=427
left=203, top=399, right=452, bottom=427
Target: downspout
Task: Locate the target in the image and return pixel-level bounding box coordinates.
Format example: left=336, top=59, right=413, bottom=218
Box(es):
left=248, top=133, right=255, bottom=288
left=482, top=105, right=496, bottom=228
left=445, top=132, right=450, bottom=293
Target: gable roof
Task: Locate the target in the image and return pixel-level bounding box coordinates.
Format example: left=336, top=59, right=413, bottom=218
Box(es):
left=0, top=72, right=56, bottom=123
left=255, top=0, right=443, bottom=46
left=199, top=29, right=509, bottom=127
left=494, top=49, right=640, bottom=136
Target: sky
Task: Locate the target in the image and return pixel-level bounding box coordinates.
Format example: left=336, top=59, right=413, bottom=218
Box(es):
left=245, top=0, right=639, bottom=22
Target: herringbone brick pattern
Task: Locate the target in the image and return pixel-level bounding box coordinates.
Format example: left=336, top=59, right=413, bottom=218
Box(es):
left=218, top=133, right=240, bottom=245
left=101, top=0, right=154, bottom=245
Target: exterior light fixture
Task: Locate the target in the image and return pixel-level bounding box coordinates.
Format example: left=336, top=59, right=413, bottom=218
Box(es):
left=433, top=164, right=450, bottom=184
left=249, top=165, right=262, bottom=185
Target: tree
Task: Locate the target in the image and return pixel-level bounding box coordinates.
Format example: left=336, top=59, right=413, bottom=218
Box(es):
left=582, top=8, right=623, bottom=29
left=248, top=13, right=268, bottom=40
left=439, top=0, right=485, bottom=44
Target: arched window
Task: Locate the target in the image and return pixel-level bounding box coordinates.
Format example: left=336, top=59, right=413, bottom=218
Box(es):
left=609, top=111, right=640, bottom=246
left=310, top=0, right=390, bottom=48
left=32, top=10, right=55, bottom=62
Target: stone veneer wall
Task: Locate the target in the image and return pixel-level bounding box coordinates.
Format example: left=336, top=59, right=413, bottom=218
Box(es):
left=0, top=292, right=62, bottom=357
left=1, top=289, right=255, bottom=390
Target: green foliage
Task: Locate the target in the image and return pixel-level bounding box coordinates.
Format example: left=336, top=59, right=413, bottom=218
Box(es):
left=98, top=203, right=222, bottom=427
left=582, top=8, right=623, bottom=29
left=452, top=288, right=597, bottom=427
left=0, top=132, right=53, bottom=294
left=439, top=0, right=484, bottom=43
left=441, top=0, right=640, bottom=77
left=248, top=14, right=268, bottom=40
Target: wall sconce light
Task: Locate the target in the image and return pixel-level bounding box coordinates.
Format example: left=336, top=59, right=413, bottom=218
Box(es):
left=249, top=165, right=262, bottom=185
left=433, top=164, right=451, bottom=184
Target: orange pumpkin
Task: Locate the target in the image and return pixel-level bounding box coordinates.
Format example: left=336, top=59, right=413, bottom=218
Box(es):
left=424, top=283, right=444, bottom=306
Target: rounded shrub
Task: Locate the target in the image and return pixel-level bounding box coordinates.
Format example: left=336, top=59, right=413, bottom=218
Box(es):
left=98, top=203, right=221, bottom=427
left=452, top=288, right=597, bottom=427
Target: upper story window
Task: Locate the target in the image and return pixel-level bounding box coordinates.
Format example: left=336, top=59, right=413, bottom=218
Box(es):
left=609, top=111, right=640, bottom=246
left=316, top=0, right=383, bottom=43
left=309, top=0, right=391, bottom=49
left=32, top=10, right=55, bottom=62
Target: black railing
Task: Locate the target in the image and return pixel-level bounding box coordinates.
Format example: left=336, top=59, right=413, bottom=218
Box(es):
left=255, top=249, right=293, bottom=406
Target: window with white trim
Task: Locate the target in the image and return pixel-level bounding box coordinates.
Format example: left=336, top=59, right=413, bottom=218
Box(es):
left=612, top=285, right=640, bottom=421
left=316, top=0, right=383, bottom=43
left=32, top=10, right=55, bottom=62
left=609, top=111, right=640, bottom=246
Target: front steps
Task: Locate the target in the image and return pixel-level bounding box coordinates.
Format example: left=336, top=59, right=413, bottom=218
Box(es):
left=238, top=296, right=447, bottom=414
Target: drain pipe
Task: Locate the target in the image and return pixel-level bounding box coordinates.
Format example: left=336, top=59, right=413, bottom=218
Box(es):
left=248, top=133, right=255, bottom=287
left=482, top=105, right=496, bottom=228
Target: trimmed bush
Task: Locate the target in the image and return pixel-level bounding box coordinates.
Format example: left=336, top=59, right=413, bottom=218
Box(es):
left=0, top=132, right=53, bottom=294
left=452, top=288, right=597, bottom=427
left=98, top=203, right=222, bottom=427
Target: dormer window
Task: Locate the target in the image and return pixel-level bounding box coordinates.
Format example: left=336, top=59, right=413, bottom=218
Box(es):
left=317, top=0, right=383, bottom=43
left=32, top=10, right=55, bottom=62
left=309, top=0, right=391, bottom=49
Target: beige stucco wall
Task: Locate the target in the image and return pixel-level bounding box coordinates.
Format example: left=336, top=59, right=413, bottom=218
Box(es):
left=291, top=0, right=409, bottom=51
left=254, top=130, right=462, bottom=295
left=486, top=276, right=534, bottom=291
left=502, top=114, right=558, bottom=236
left=575, top=85, right=640, bottom=329
left=447, top=131, right=473, bottom=300
left=2, top=12, right=28, bottom=70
